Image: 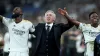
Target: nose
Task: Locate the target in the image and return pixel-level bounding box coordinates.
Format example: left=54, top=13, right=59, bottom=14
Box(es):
left=47, top=16, right=50, bottom=18
left=94, top=19, right=98, bottom=22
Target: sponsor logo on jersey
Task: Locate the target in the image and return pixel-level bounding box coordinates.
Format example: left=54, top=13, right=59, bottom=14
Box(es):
left=83, top=30, right=100, bottom=37
left=12, top=28, right=25, bottom=35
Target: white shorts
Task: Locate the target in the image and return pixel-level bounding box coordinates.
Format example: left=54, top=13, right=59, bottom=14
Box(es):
left=9, top=51, right=29, bottom=56
left=85, top=42, right=94, bottom=56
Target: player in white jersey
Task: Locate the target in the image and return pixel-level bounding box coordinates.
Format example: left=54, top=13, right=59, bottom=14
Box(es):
left=58, top=8, right=100, bottom=56
left=3, top=32, right=10, bottom=56
left=0, top=7, right=35, bottom=56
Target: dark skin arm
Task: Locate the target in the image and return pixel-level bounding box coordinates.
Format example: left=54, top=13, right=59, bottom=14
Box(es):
left=0, top=15, right=3, bottom=22
left=58, top=8, right=81, bottom=27
left=0, top=39, right=4, bottom=46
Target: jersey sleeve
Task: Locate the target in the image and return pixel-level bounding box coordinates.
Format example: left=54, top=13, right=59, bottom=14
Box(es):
left=29, top=23, right=35, bottom=33
left=78, top=23, right=86, bottom=31
left=2, top=17, right=11, bottom=27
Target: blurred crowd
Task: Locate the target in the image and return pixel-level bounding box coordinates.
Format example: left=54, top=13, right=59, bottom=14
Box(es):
left=0, top=0, right=100, bottom=56
left=60, top=29, right=85, bottom=56
left=0, top=0, right=100, bottom=34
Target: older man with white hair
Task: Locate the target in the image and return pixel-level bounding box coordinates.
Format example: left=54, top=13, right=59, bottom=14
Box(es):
left=31, top=10, right=74, bottom=56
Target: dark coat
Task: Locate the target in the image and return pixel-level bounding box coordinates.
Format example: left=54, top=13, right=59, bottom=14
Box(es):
left=32, top=22, right=73, bottom=56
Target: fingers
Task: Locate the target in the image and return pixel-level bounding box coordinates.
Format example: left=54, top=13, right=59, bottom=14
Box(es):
left=58, top=8, right=62, bottom=11
left=58, top=8, right=68, bottom=15
left=58, top=8, right=63, bottom=13
left=64, top=7, right=68, bottom=15
left=58, top=8, right=64, bottom=12
left=58, top=7, right=67, bottom=12
left=58, top=8, right=61, bottom=13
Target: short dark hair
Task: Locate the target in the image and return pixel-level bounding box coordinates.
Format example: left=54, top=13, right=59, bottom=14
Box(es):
left=89, top=12, right=97, bottom=18
left=13, top=7, right=22, bottom=14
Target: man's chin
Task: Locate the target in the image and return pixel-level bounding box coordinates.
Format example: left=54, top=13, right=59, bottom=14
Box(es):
left=46, top=22, right=51, bottom=24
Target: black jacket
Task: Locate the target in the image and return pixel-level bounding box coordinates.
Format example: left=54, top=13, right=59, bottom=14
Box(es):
left=32, top=22, right=73, bottom=56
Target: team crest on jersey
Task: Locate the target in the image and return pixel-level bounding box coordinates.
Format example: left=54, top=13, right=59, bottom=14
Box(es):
left=13, top=25, right=16, bottom=27
left=22, top=26, right=25, bottom=29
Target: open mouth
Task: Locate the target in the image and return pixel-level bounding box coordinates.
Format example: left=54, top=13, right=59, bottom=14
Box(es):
left=47, top=18, right=50, bottom=21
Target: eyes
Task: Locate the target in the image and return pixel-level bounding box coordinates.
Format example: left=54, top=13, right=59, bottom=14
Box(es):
left=90, top=14, right=99, bottom=20
left=91, top=15, right=98, bottom=18
left=46, top=14, right=52, bottom=17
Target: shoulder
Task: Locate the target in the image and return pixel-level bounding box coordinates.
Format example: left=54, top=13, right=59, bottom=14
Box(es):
left=54, top=23, right=65, bottom=27
left=35, top=23, right=45, bottom=29
left=23, top=19, right=32, bottom=23
left=36, top=23, right=45, bottom=26
left=79, top=23, right=91, bottom=30
left=22, top=20, right=34, bottom=28
left=22, top=19, right=33, bottom=25
left=79, top=23, right=90, bottom=26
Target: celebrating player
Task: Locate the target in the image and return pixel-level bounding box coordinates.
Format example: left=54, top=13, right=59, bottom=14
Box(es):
left=0, top=7, right=35, bottom=56
left=58, top=8, right=100, bottom=56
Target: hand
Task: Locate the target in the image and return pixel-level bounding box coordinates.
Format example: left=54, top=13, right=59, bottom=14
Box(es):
left=58, top=7, right=68, bottom=16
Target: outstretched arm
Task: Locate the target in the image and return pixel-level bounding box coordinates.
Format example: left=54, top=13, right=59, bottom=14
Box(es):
left=58, top=7, right=80, bottom=27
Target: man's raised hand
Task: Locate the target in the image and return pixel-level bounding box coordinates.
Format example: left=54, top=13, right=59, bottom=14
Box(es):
left=58, top=7, right=68, bottom=16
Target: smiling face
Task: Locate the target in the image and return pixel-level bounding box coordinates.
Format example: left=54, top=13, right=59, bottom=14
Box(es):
left=44, top=10, right=56, bottom=24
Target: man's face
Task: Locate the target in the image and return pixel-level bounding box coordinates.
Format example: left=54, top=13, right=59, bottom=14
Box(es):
left=90, top=13, right=99, bottom=24
left=45, top=12, right=55, bottom=24
left=12, top=7, right=23, bottom=19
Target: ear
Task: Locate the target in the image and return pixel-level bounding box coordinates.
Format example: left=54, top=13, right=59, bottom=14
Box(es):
left=53, top=18, right=56, bottom=21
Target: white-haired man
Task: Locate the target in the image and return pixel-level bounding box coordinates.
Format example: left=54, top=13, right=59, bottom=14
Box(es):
left=31, top=10, right=74, bottom=56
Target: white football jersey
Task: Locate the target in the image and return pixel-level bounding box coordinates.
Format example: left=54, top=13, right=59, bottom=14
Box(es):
left=2, top=17, right=35, bottom=52
left=79, top=23, right=100, bottom=43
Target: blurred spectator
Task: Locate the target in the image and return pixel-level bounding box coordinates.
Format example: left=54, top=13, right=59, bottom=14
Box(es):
left=66, top=30, right=77, bottom=56
left=75, top=30, right=85, bottom=56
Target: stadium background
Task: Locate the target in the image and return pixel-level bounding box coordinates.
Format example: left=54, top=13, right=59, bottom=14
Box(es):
left=0, top=0, right=100, bottom=56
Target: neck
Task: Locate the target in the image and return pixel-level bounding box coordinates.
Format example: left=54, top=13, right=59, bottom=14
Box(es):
left=91, top=23, right=98, bottom=28
left=15, top=18, right=22, bottom=23
left=47, top=22, right=53, bottom=24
